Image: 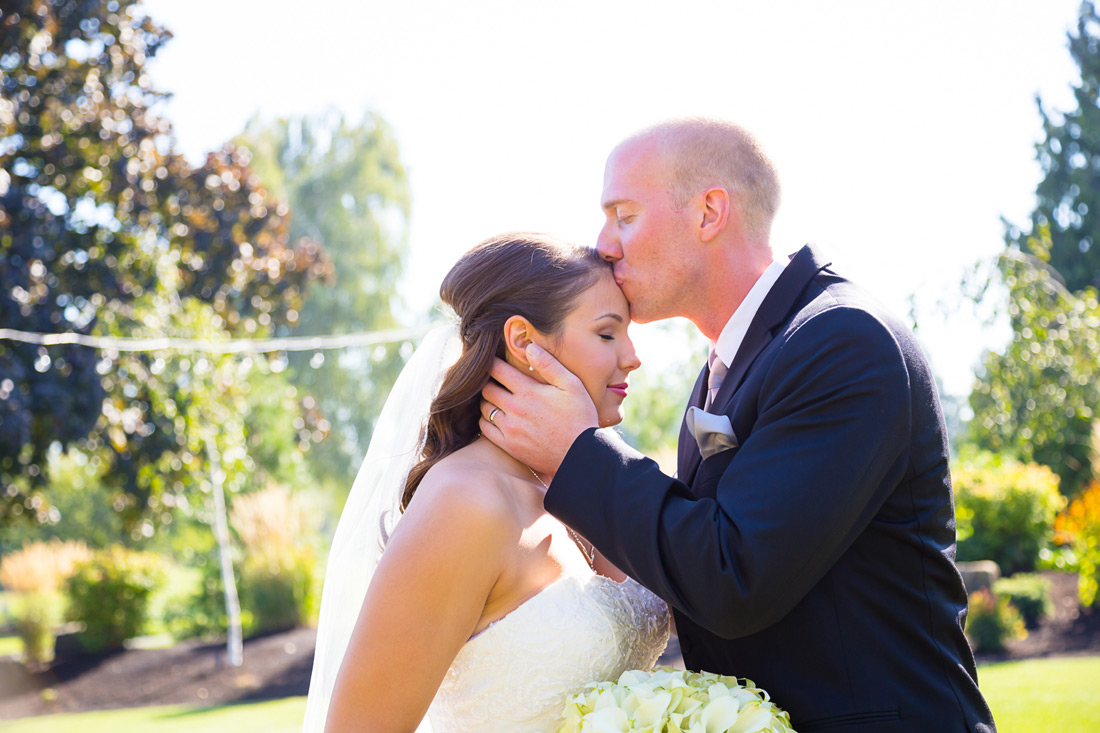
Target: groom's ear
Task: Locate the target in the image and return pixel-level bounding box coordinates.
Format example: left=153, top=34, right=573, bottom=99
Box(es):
left=502, top=315, right=537, bottom=369
left=699, top=187, right=731, bottom=243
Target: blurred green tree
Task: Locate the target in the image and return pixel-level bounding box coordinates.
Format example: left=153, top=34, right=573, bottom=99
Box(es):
left=1010, top=0, right=1100, bottom=293
left=0, top=446, right=123, bottom=551
left=966, top=236, right=1100, bottom=495
left=235, top=113, right=411, bottom=490
left=0, top=0, right=329, bottom=527
left=965, top=1, right=1100, bottom=495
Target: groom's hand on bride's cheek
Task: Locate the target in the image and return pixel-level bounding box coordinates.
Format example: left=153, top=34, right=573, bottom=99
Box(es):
left=479, top=344, right=598, bottom=475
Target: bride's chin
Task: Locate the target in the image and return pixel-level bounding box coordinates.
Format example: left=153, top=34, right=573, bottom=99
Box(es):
left=598, top=411, right=625, bottom=428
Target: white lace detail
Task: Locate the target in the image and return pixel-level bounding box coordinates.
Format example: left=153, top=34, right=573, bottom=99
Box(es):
left=426, top=570, right=670, bottom=733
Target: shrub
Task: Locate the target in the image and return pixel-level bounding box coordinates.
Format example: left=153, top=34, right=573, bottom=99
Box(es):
left=992, top=573, right=1053, bottom=628
left=239, top=547, right=315, bottom=634
left=965, top=588, right=1026, bottom=653
left=0, top=591, right=12, bottom=633
left=231, top=485, right=320, bottom=634
left=65, top=546, right=165, bottom=652
left=0, top=540, right=91, bottom=665
left=953, top=450, right=1065, bottom=574
left=1056, top=480, right=1100, bottom=607
left=10, top=592, right=64, bottom=666
left=162, top=555, right=232, bottom=640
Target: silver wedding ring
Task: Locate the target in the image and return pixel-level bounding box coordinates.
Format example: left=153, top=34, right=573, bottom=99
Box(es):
left=489, top=408, right=501, bottom=423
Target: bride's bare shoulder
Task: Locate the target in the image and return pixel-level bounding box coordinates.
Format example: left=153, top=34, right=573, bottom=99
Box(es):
left=402, top=443, right=524, bottom=531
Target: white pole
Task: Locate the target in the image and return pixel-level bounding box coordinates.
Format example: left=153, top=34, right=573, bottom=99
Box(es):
left=208, top=441, right=244, bottom=667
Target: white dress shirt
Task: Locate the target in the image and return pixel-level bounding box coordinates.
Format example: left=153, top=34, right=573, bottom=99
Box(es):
left=711, top=256, right=788, bottom=370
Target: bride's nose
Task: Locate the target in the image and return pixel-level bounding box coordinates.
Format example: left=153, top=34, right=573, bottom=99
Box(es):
left=621, top=345, right=641, bottom=372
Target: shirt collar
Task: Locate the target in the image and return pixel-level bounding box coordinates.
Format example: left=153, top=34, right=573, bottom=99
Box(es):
left=712, top=257, right=788, bottom=368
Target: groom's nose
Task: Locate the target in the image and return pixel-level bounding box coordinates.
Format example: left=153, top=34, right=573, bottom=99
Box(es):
left=596, top=222, right=622, bottom=262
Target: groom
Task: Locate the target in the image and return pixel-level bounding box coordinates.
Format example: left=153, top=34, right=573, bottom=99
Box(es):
left=480, top=119, right=995, bottom=732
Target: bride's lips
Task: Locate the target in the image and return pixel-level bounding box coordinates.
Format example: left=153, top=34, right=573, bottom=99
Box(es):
left=608, top=383, right=628, bottom=398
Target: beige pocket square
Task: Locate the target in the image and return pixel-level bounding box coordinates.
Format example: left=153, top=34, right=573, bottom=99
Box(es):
left=685, top=406, right=739, bottom=459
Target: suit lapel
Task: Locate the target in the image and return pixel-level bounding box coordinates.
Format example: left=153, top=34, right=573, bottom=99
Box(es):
left=677, top=364, right=709, bottom=484
left=707, top=245, right=832, bottom=416
left=675, top=245, right=833, bottom=491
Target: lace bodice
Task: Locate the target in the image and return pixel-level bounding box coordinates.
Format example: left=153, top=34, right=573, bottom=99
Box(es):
left=426, top=568, right=670, bottom=732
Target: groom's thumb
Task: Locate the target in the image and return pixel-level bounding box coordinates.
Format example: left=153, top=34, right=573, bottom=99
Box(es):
left=526, top=343, right=575, bottom=389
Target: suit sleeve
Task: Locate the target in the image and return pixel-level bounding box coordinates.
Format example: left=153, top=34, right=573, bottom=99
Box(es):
left=545, top=306, right=913, bottom=638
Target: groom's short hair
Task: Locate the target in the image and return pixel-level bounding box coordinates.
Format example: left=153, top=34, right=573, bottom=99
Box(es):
left=632, top=118, right=781, bottom=238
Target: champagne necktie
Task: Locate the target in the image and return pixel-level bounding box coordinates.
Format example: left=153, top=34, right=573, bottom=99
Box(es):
left=705, top=348, right=728, bottom=412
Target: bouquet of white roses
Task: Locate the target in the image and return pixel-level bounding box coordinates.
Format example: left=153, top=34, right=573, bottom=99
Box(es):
left=557, top=667, right=796, bottom=733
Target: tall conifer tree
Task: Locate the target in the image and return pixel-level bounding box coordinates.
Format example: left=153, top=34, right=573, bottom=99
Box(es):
left=1016, top=0, right=1100, bottom=293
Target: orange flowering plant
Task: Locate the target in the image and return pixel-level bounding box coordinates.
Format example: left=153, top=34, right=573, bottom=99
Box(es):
left=1055, top=480, right=1100, bottom=606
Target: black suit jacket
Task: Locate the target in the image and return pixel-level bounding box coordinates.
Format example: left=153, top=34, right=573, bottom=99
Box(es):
left=546, top=245, right=995, bottom=732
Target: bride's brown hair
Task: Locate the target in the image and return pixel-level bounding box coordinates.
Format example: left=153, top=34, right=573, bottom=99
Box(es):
left=401, top=232, right=608, bottom=509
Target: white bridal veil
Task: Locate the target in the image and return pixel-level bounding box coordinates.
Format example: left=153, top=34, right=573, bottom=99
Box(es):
left=303, top=324, right=461, bottom=732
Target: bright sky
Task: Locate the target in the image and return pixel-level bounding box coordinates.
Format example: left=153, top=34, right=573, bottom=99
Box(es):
left=142, top=0, right=1084, bottom=397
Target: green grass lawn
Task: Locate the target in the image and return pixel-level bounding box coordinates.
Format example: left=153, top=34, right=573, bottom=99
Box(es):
left=3, top=656, right=1098, bottom=732
left=3, top=697, right=307, bottom=733
left=978, top=656, right=1100, bottom=732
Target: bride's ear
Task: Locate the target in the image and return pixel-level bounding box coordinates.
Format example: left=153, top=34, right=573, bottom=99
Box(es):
left=502, top=316, right=536, bottom=369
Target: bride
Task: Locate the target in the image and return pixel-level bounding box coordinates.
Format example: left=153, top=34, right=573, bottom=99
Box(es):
left=303, top=233, right=670, bottom=732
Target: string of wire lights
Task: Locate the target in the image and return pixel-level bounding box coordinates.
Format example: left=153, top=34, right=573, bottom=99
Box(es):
left=0, top=325, right=438, bottom=354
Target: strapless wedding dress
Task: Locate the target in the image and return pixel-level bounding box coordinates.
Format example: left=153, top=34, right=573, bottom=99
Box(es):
left=425, top=567, right=670, bottom=732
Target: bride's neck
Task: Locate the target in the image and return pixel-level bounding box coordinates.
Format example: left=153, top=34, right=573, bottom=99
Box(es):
left=474, top=435, right=556, bottom=488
